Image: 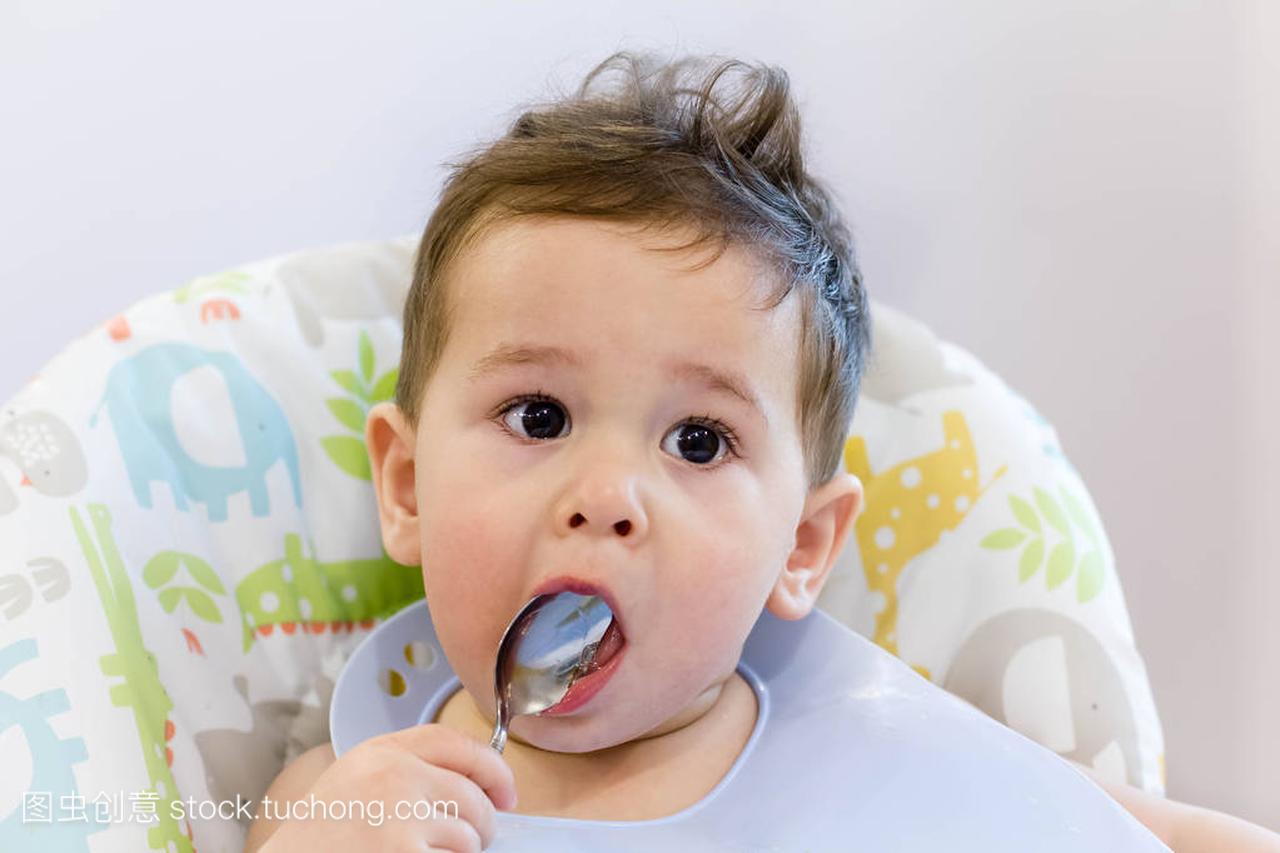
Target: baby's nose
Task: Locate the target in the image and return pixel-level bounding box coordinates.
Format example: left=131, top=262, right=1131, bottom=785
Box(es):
left=553, top=437, right=653, bottom=541
left=556, top=477, right=649, bottom=541
left=567, top=512, right=633, bottom=537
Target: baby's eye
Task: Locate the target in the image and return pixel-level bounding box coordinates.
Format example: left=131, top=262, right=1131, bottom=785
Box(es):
left=499, top=397, right=569, bottom=440
left=495, top=394, right=739, bottom=468
left=660, top=420, right=738, bottom=467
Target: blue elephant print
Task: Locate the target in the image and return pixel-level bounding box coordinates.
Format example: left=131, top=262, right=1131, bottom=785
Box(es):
left=0, top=637, right=101, bottom=850
left=90, top=343, right=302, bottom=522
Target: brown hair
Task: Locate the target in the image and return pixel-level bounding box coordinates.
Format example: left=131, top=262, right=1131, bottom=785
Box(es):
left=395, top=50, right=872, bottom=488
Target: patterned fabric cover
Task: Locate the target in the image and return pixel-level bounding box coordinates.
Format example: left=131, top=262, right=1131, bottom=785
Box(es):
left=0, top=235, right=1165, bottom=851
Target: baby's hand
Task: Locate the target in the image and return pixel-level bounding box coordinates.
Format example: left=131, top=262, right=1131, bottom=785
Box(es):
left=260, top=724, right=517, bottom=853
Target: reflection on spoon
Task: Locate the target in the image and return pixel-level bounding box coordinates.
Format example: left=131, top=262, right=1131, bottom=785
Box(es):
left=488, top=591, right=620, bottom=753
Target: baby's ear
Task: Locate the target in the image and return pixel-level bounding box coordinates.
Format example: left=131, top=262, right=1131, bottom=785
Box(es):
left=765, top=472, right=863, bottom=621
left=365, top=402, right=422, bottom=566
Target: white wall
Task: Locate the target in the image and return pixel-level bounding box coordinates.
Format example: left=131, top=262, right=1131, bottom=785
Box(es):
left=1238, top=0, right=1280, bottom=827
left=2, top=0, right=1275, bottom=829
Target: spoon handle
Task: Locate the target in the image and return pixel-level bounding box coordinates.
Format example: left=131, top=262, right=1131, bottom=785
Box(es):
left=490, top=697, right=511, bottom=753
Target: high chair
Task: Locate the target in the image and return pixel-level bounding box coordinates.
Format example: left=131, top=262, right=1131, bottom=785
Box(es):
left=0, top=235, right=1166, bottom=851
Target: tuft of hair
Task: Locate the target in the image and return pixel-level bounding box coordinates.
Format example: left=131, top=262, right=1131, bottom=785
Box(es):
left=396, top=49, right=872, bottom=488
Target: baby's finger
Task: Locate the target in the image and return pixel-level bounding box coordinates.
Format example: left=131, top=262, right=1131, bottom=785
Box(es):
left=417, top=762, right=499, bottom=849
left=419, top=815, right=484, bottom=853
left=382, top=724, right=518, bottom=812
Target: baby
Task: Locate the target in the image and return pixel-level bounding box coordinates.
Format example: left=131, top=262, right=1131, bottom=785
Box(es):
left=246, top=51, right=1280, bottom=852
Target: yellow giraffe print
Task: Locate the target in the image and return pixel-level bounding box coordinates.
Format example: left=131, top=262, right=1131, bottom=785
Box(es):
left=843, top=410, right=1007, bottom=680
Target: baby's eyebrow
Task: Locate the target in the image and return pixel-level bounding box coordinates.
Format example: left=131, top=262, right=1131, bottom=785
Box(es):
left=468, top=343, right=581, bottom=380
left=468, top=343, right=769, bottom=427
left=669, top=361, right=769, bottom=428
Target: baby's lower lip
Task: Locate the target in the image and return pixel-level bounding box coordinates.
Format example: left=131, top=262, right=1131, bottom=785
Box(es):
left=538, top=632, right=627, bottom=716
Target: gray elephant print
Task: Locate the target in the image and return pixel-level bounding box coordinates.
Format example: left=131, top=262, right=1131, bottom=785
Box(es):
left=90, top=343, right=302, bottom=522
left=943, top=607, right=1143, bottom=787
left=0, top=409, right=88, bottom=516
left=194, top=673, right=332, bottom=827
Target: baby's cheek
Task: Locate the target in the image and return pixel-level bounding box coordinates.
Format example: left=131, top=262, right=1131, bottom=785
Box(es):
left=420, top=501, right=525, bottom=671
left=421, top=479, right=521, bottom=576
left=692, top=534, right=773, bottom=609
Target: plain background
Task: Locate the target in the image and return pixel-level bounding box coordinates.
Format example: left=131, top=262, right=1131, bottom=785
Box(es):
left=2, top=0, right=1276, bottom=830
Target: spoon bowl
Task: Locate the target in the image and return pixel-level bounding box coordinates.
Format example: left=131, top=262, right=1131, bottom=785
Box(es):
left=489, top=590, right=615, bottom=753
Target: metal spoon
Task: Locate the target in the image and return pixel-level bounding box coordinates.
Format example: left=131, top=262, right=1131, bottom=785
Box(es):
left=488, top=591, right=614, bottom=753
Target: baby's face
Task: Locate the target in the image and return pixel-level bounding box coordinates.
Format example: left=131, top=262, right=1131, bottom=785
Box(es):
left=376, top=215, right=848, bottom=752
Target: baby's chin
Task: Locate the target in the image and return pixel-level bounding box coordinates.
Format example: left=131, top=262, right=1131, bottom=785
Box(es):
left=506, top=709, right=671, bottom=754
left=457, top=653, right=740, bottom=754
left=446, top=677, right=648, bottom=754
left=501, top=678, right=730, bottom=755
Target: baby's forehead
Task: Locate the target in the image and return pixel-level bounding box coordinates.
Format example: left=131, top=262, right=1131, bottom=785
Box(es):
left=454, top=215, right=793, bottom=326
left=443, top=217, right=803, bottom=415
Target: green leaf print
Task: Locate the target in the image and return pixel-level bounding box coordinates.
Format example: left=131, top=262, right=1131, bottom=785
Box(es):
left=1019, top=538, right=1044, bottom=581
left=1034, top=487, right=1071, bottom=538
left=143, top=552, right=181, bottom=589
left=322, top=435, right=372, bottom=480
left=989, top=482, right=1110, bottom=602
left=184, top=554, right=226, bottom=595
left=158, top=586, right=183, bottom=614
left=980, top=528, right=1027, bottom=549
left=1008, top=494, right=1041, bottom=534
left=372, top=368, right=399, bottom=403
left=1061, top=486, right=1099, bottom=543
left=321, top=329, right=392, bottom=479
left=331, top=369, right=371, bottom=401
left=144, top=551, right=225, bottom=595
left=184, top=588, right=223, bottom=623
left=327, top=398, right=367, bottom=433
left=155, top=586, right=223, bottom=622
left=1046, top=541, right=1076, bottom=590
left=359, top=331, right=376, bottom=383
left=1076, top=550, right=1105, bottom=602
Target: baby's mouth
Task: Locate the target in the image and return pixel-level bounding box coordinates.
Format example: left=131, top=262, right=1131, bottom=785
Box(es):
left=581, top=616, right=626, bottom=675
left=538, top=615, right=627, bottom=717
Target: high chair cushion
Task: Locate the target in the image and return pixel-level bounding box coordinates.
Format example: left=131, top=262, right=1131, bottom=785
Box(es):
left=0, top=235, right=1165, bottom=851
